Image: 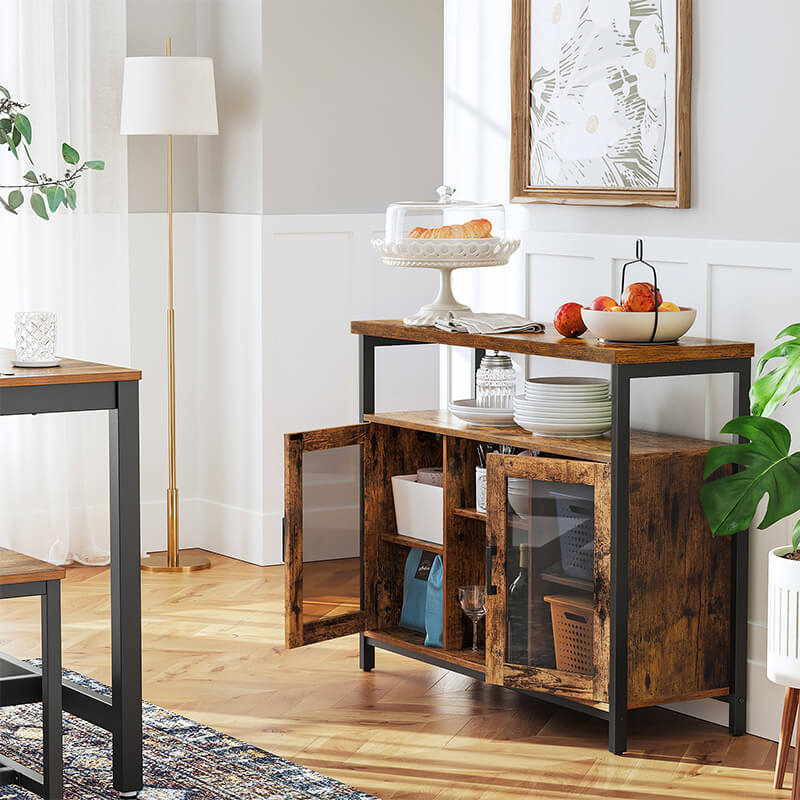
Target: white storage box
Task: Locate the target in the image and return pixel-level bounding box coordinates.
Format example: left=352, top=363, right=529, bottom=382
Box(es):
left=391, top=474, right=444, bottom=546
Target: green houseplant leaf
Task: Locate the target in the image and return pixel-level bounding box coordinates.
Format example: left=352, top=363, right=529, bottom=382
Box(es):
left=751, top=324, right=800, bottom=417
left=12, top=112, right=31, bottom=144
left=701, top=416, right=800, bottom=538
left=7, top=189, right=23, bottom=210
left=84, top=160, right=104, bottom=170
left=61, top=142, right=79, bottom=165
left=29, top=192, right=48, bottom=220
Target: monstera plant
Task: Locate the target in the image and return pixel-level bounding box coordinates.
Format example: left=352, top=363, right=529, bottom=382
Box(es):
left=0, top=83, right=103, bottom=219
left=701, top=324, right=800, bottom=688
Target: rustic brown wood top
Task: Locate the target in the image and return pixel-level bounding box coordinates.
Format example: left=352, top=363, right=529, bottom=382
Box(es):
left=351, top=320, right=754, bottom=364
left=0, top=348, right=140, bottom=388
left=0, top=547, right=65, bottom=586
left=366, top=409, right=723, bottom=463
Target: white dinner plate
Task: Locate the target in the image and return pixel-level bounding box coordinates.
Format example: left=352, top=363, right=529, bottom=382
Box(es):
left=448, top=399, right=516, bottom=427
left=514, top=418, right=612, bottom=437
left=515, top=397, right=612, bottom=412
left=525, top=387, right=610, bottom=398
left=527, top=377, right=609, bottom=388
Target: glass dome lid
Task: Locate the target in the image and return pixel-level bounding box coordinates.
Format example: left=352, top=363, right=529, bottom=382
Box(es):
left=384, top=185, right=506, bottom=244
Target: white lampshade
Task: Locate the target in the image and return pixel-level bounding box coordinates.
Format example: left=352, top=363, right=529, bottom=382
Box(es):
left=120, top=57, right=218, bottom=136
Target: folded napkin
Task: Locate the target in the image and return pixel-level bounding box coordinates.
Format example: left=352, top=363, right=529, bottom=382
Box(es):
left=434, top=312, right=545, bottom=335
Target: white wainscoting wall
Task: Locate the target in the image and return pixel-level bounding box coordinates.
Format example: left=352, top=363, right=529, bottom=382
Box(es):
left=129, top=211, right=440, bottom=568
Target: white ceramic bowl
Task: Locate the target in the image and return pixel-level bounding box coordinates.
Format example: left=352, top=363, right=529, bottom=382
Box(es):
left=581, top=307, right=697, bottom=343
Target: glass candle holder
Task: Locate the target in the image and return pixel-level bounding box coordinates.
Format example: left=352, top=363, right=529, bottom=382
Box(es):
left=15, top=312, right=57, bottom=364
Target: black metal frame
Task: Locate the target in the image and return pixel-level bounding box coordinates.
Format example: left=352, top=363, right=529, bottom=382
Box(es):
left=0, top=579, right=62, bottom=798
left=355, top=334, right=751, bottom=756
left=0, top=380, right=142, bottom=796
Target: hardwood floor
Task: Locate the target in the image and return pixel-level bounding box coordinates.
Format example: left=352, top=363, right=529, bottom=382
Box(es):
left=0, top=551, right=784, bottom=799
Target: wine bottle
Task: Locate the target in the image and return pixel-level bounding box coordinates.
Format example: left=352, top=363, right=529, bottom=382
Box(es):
left=507, top=544, right=530, bottom=664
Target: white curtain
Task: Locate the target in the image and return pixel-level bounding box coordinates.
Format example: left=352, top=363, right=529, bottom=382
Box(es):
left=0, top=1, right=129, bottom=565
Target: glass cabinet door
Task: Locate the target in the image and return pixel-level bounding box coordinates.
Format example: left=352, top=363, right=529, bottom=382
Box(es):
left=485, top=454, right=610, bottom=706
left=284, top=424, right=370, bottom=648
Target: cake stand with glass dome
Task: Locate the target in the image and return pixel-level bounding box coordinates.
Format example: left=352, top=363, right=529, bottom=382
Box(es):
left=372, top=186, right=520, bottom=327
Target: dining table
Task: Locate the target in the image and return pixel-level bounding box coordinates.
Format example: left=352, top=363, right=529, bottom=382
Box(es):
left=0, top=349, right=142, bottom=797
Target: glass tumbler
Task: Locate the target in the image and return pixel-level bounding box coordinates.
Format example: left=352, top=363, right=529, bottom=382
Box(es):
left=15, top=312, right=57, bottom=364
left=476, top=352, right=517, bottom=408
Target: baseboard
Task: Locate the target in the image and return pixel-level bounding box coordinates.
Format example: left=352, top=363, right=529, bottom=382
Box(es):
left=141, top=498, right=283, bottom=567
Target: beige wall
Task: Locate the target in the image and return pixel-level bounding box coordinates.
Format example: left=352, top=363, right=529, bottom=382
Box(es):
left=127, top=0, right=444, bottom=215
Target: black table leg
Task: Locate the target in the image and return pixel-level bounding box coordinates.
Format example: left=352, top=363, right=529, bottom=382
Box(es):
left=729, top=359, right=751, bottom=735
left=42, top=580, right=63, bottom=800
left=109, top=380, right=143, bottom=795
left=359, top=336, right=376, bottom=672
left=609, top=365, right=631, bottom=755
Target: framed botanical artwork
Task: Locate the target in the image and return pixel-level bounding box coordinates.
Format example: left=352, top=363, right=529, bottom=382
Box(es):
left=510, top=0, right=691, bottom=207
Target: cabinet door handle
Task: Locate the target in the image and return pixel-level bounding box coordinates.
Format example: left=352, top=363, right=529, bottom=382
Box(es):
left=486, top=544, right=498, bottom=596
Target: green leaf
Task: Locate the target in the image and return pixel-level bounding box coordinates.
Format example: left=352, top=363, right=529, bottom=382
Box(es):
left=22, top=141, right=32, bottom=165
left=29, top=192, right=48, bottom=220
left=751, top=324, right=800, bottom=417
left=65, top=186, right=77, bottom=209
left=23, top=170, right=37, bottom=183
left=61, top=142, right=79, bottom=165
left=701, top=416, right=800, bottom=538
left=793, top=519, right=800, bottom=552
left=0, top=194, right=16, bottom=214
left=11, top=127, right=20, bottom=147
left=46, top=186, right=65, bottom=213
left=0, top=85, right=9, bottom=99
left=6, top=131, right=18, bottom=159
left=13, top=113, right=31, bottom=145
left=7, top=190, right=23, bottom=210
left=0, top=118, right=11, bottom=133
left=84, top=160, right=104, bottom=170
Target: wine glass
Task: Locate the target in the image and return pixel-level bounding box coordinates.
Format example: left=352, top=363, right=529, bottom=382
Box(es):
left=458, top=585, right=487, bottom=652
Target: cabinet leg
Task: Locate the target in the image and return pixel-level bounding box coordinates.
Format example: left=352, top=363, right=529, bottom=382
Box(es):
left=609, top=709, right=627, bottom=755
left=776, top=687, right=799, bottom=790
left=729, top=691, right=746, bottom=736
left=360, top=634, right=375, bottom=672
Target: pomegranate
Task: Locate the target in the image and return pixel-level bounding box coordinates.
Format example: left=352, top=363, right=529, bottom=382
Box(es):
left=621, top=282, right=663, bottom=312
left=553, top=302, right=587, bottom=338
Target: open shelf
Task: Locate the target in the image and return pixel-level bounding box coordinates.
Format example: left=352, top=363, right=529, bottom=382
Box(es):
left=540, top=563, right=593, bottom=593
left=454, top=507, right=486, bottom=522
left=367, top=627, right=486, bottom=674
left=380, top=532, right=443, bottom=554
left=365, top=409, right=723, bottom=463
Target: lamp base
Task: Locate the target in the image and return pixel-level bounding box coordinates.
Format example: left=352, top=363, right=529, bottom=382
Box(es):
left=141, top=548, right=211, bottom=573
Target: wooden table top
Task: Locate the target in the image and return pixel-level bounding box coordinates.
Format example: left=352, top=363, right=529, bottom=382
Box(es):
left=351, top=320, right=755, bottom=364
left=0, top=547, right=65, bottom=586
left=0, top=348, right=140, bottom=388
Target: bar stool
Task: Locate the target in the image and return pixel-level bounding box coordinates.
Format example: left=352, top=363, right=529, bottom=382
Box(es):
left=0, top=547, right=64, bottom=799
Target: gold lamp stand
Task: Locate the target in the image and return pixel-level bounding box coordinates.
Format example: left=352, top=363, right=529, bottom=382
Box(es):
left=141, top=38, right=211, bottom=574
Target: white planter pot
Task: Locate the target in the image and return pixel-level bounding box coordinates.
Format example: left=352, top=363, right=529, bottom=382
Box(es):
left=768, top=546, right=800, bottom=687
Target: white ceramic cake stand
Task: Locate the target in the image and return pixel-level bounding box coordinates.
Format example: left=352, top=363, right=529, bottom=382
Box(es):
left=372, top=238, right=520, bottom=327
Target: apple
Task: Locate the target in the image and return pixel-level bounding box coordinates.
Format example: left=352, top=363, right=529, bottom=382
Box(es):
left=622, top=282, right=663, bottom=312
left=553, top=302, right=587, bottom=338
left=589, top=295, right=618, bottom=311
left=658, top=301, right=680, bottom=312
left=609, top=305, right=626, bottom=312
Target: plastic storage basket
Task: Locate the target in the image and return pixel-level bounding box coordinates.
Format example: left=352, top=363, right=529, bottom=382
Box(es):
left=551, top=491, right=594, bottom=580
left=544, top=594, right=594, bottom=675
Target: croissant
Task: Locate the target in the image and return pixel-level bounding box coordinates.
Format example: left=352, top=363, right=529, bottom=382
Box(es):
left=408, top=218, right=493, bottom=239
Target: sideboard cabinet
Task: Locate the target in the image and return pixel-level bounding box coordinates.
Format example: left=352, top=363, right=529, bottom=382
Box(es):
left=284, top=320, right=755, bottom=754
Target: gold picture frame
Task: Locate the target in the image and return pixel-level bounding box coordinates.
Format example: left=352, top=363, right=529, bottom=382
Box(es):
left=510, top=0, right=691, bottom=207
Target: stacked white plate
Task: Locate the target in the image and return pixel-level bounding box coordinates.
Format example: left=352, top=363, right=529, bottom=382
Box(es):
left=448, top=398, right=516, bottom=427
left=514, top=377, right=612, bottom=438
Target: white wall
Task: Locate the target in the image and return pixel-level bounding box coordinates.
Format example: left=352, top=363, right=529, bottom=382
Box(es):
left=126, top=0, right=444, bottom=565
left=444, top=0, right=800, bottom=742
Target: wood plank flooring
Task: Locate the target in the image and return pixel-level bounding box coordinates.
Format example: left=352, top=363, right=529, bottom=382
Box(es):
left=0, top=551, right=785, bottom=799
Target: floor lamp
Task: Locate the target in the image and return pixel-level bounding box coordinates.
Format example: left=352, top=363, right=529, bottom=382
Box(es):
left=120, top=40, right=218, bottom=572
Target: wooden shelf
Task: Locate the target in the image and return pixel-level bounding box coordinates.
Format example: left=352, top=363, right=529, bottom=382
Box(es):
left=454, top=507, right=486, bottom=522
left=352, top=319, right=754, bottom=365
left=540, top=563, right=593, bottom=593
left=380, top=532, right=443, bottom=554
left=367, top=627, right=486, bottom=674
left=365, top=409, right=722, bottom=463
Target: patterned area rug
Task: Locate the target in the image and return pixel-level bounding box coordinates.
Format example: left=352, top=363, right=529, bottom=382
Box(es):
left=0, top=667, right=377, bottom=800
